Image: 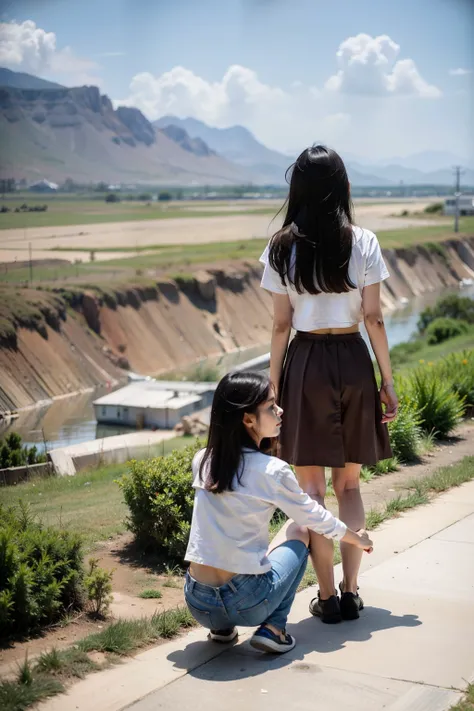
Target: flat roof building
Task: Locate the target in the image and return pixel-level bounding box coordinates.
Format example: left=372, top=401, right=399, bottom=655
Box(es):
left=93, top=380, right=216, bottom=430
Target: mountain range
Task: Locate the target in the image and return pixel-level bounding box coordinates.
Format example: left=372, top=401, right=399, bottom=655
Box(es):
left=156, top=116, right=474, bottom=187
left=0, top=71, right=249, bottom=185
left=0, top=68, right=472, bottom=187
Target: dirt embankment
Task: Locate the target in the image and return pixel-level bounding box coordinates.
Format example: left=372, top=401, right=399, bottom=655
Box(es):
left=1, top=236, right=474, bottom=412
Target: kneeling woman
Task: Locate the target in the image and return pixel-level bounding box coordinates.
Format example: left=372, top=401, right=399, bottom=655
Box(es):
left=184, top=371, right=373, bottom=654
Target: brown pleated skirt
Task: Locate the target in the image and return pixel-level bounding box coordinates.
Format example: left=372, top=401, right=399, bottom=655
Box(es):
left=279, top=332, right=392, bottom=468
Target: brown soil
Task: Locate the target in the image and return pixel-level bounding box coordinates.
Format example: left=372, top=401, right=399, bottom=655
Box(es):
left=0, top=314, right=125, bottom=411
left=1, top=421, right=473, bottom=678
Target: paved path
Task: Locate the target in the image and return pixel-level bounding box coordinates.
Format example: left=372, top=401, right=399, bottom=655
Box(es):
left=40, top=480, right=474, bottom=711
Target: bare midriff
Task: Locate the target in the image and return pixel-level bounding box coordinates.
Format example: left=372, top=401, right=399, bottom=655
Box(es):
left=189, top=563, right=237, bottom=587
left=308, top=324, right=360, bottom=335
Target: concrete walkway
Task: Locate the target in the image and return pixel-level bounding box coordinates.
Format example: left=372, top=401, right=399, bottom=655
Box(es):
left=40, top=481, right=474, bottom=711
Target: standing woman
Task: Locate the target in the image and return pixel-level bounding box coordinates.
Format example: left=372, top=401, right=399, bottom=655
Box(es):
left=260, top=145, right=398, bottom=624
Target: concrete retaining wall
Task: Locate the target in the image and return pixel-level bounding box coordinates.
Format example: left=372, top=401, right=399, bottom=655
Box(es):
left=0, top=462, right=53, bottom=486
left=48, top=430, right=178, bottom=477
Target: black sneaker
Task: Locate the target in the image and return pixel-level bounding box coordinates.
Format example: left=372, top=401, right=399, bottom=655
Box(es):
left=250, top=626, right=296, bottom=654
left=208, top=627, right=238, bottom=643
left=339, top=583, right=364, bottom=620
left=309, top=592, right=342, bottom=624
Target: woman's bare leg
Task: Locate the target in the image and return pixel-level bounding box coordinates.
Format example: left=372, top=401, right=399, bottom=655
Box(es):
left=294, top=466, right=335, bottom=599
left=332, top=463, right=364, bottom=594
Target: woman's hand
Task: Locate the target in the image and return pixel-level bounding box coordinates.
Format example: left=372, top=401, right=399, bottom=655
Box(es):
left=380, top=383, right=398, bottom=423
left=355, top=529, right=373, bottom=553
left=342, top=528, right=373, bottom=553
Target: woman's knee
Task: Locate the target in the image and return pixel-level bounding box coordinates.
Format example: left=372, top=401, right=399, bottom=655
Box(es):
left=332, top=464, right=362, bottom=500
left=333, top=477, right=361, bottom=500
left=295, top=466, right=326, bottom=500
left=279, top=520, right=310, bottom=547
left=289, top=523, right=310, bottom=547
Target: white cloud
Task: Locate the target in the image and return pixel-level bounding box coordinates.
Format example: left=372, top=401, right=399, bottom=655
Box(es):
left=0, top=20, right=100, bottom=85
left=449, top=67, right=471, bottom=76
left=116, top=64, right=288, bottom=127
left=116, top=64, right=351, bottom=153
left=326, top=33, right=441, bottom=98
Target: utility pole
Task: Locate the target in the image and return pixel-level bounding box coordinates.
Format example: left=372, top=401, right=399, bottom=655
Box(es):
left=453, top=166, right=463, bottom=234
left=29, top=242, right=33, bottom=284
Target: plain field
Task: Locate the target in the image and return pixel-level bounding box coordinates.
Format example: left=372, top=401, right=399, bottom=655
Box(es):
left=0, top=197, right=460, bottom=266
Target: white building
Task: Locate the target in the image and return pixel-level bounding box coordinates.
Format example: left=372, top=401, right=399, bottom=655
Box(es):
left=93, top=380, right=216, bottom=430
left=444, top=195, right=474, bottom=216
left=29, top=179, right=59, bottom=192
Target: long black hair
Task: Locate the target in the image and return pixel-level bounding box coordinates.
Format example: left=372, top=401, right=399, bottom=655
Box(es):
left=269, top=145, right=355, bottom=295
left=199, top=371, right=271, bottom=494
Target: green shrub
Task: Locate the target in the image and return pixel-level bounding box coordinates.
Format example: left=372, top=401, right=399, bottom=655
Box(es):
left=0, top=432, right=46, bottom=468
left=389, top=339, right=423, bottom=368
left=85, top=559, right=113, bottom=617
left=363, top=457, right=399, bottom=476
left=418, top=294, right=474, bottom=333
left=407, top=367, right=465, bottom=438
left=118, top=440, right=203, bottom=562
left=436, top=350, right=474, bottom=410
left=388, top=398, right=422, bottom=462
left=0, top=502, right=87, bottom=638
left=139, top=589, right=163, bottom=599
left=424, top=202, right=443, bottom=214
left=425, top=317, right=469, bottom=345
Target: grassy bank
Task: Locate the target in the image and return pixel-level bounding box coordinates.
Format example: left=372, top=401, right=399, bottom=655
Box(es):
left=0, top=436, right=192, bottom=549
left=0, top=236, right=268, bottom=284
left=392, top=330, right=474, bottom=371
left=373, top=217, right=474, bottom=248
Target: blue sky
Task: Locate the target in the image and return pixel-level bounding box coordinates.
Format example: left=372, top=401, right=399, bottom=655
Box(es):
left=1, top=0, right=473, bottom=162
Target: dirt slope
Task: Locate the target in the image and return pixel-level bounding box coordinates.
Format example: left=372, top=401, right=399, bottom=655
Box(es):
left=1, top=237, right=474, bottom=412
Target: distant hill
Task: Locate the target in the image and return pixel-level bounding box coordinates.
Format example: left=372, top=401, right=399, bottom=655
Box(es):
left=160, top=124, right=215, bottom=157
left=154, top=117, right=398, bottom=186
left=0, top=67, right=64, bottom=90
left=0, top=80, right=251, bottom=184
left=377, top=151, right=470, bottom=173
left=154, top=116, right=292, bottom=184
left=348, top=160, right=474, bottom=187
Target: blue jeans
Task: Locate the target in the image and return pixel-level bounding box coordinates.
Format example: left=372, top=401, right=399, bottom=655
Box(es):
left=184, top=540, right=309, bottom=631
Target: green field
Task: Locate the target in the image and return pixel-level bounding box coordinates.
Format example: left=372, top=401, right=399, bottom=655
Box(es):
left=0, top=196, right=277, bottom=230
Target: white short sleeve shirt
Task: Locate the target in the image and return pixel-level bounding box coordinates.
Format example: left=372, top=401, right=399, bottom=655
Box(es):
left=260, top=226, right=389, bottom=331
